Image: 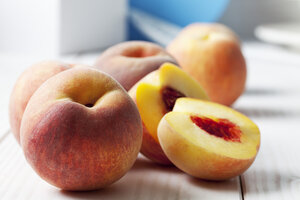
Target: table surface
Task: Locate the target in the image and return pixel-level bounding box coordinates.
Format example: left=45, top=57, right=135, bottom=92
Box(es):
left=0, top=41, right=300, bottom=200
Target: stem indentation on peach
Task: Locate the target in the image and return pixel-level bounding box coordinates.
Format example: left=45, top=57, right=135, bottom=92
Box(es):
left=190, top=116, right=241, bottom=142
left=122, top=47, right=159, bottom=58
left=85, top=103, right=94, bottom=108
left=161, top=87, right=185, bottom=112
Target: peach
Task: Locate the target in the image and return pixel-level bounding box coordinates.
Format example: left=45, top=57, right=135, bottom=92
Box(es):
left=20, top=66, right=143, bottom=191
left=9, top=61, right=71, bottom=143
left=94, top=41, right=177, bottom=91
left=158, top=98, right=260, bottom=180
left=129, top=63, right=208, bottom=165
left=167, top=23, right=246, bottom=106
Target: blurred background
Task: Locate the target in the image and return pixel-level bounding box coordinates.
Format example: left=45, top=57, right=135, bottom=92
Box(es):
left=0, top=0, right=300, bottom=56
left=1, top=1, right=300, bottom=199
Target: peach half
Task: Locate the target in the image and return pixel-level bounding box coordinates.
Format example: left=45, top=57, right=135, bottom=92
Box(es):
left=129, top=63, right=208, bottom=165
left=158, top=98, right=260, bottom=180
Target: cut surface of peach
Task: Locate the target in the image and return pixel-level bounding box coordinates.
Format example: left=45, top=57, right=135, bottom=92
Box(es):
left=158, top=98, right=260, bottom=179
left=129, top=63, right=208, bottom=164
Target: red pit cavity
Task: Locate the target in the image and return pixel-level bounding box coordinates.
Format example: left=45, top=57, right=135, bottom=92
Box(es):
left=190, top=116, right=242, bottom=142
left=161, top=87, right=185, bottom=112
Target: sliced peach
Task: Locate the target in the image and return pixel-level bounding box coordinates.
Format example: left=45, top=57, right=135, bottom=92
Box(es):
left=129, top=63, right=208, bottom=165
left=158, top=98, right=260, bottom=180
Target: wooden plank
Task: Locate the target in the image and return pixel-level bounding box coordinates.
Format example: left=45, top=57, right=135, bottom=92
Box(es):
left=236, top=42, right=300, bottom=200
left=241, top=119, right=300, bottom=200
left=0, top=133, right=241, bottom=200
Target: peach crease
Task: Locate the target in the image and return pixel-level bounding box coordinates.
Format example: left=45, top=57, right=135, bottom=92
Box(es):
left=122, top=48, right=158, bottom=58
left=84, top=103, right=94, bottom=108
left=190, top=116, right=241, bottom=142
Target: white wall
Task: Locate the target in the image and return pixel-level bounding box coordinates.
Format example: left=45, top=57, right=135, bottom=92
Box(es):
left=0, top=0, right=127, bottom=56
left=59, top=0, right=127, bottom=54
left=0, top=0, right=60, bottom=55
left=219, top=0, right=300, bottom=39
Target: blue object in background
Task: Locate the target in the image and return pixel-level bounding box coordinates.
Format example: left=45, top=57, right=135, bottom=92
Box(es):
left=128, top=0, right=230, bottom=41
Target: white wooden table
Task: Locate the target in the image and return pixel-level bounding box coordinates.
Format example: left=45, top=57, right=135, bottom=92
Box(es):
left=1, top=42, right=300, bottom=200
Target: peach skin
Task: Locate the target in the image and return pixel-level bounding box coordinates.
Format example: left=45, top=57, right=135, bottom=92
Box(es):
left=167, top=23, right=246, bottom=106
left=158, top=98, right=260, bottom=180
left=20, top=66, right=143, bottom=191
left=129, top=63, right=208, bottom=165
left=94, top=41, right=177, bottom=91
left=9, top=61, right=71, bottom=143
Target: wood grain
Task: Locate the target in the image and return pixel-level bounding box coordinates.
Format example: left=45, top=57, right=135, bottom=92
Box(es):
left=0, top=134, right=241, bottom=200
left=1, top=42, right=300, bottom=199
left=241, top=120, right=300, bottom=200
left=236, top=42, right=300, bottom=200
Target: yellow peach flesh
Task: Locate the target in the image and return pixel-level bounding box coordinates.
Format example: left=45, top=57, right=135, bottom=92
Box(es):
left=131, top=63, right=209, bottom=164
left=157, top=98, right=260, bottom=180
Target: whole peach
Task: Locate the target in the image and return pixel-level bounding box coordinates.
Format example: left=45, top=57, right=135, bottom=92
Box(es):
left=167, top=23, right=246, bottom=106
left=94, top=41, right=177, bottom=91
left=20, top=66, right=143, bottom=191
left=9, top=61, right=71, bottom=143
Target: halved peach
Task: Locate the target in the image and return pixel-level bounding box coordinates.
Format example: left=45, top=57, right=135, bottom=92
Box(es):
left=158, top=98, right=260, bottom=180
left=129, top=63, right=208, bottom=165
